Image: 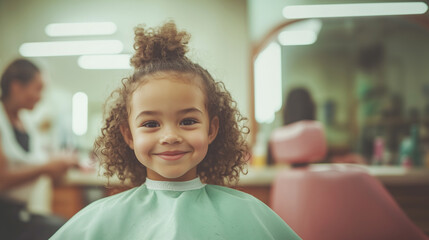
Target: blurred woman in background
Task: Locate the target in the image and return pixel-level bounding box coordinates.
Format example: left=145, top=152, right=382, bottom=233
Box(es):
left=266, top=87, right=316, bottom=165
left=0, top=59, right=78, bottom=240
left=281, top=87, right=316, bottom=126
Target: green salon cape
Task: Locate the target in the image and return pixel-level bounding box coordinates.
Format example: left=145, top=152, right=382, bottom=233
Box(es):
left=50, top=178, right=301, bottom=240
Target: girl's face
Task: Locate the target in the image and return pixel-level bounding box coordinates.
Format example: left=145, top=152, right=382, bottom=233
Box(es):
left=121, top=73, right=219, bottom=181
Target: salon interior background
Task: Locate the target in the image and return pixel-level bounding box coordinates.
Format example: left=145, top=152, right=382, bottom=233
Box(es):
left=1, top=0, right=429, bottom=154
left=0, top=0, right=250, bottom=151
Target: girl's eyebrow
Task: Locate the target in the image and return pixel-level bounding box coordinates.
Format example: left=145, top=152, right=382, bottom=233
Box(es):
left=135, top=108, right=203, bottom=121
left=135, top=110, right=159, bottom=121
left=178, top=107, right=203, bottom=115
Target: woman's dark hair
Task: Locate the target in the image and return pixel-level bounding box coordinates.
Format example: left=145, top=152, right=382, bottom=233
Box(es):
left=282, top=87, right=315, bottom=125
left=1, top=59, right=40, bottom=101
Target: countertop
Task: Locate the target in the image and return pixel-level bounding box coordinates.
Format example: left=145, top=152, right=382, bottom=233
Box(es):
left=61, top=164, right=429, bottom=187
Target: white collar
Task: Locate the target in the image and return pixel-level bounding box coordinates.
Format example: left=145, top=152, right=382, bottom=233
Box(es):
left=145, top=177, right=206, bottom=191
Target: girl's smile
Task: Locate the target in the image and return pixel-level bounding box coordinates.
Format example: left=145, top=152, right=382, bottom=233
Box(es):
left=153, top=150, right=190, bottom=161
left=121, top=72, right=219, bottom=182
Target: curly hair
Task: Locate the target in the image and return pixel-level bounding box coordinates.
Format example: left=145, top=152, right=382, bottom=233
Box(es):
left=94, top=21, right=249, bottom=187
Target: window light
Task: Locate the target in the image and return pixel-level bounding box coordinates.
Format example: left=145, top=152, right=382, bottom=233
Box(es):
left=254, top=42, right=282, bottom=124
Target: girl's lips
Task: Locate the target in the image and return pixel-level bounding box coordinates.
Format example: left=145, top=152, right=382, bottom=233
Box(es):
left=155, top=151, right=187, bottom=161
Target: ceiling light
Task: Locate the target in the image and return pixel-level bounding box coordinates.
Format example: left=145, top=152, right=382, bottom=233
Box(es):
left=19, top=40, right=123, bottom=57
left=72, top=92, right=88, bottom=136
left=283, top=2, right=428, bottom=19
left=278, top=19, right=322, bottom=46
left=278, top=31, right=317, bottom=45
left=45, top=22, right=117, bottom=37
left=78, top=54, right=132, bottom=69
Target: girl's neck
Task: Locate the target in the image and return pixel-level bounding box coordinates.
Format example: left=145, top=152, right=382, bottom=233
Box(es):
left=147, top=167, right=198, bottom=182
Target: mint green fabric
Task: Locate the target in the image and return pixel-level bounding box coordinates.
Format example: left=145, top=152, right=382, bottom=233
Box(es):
left=51, top=183, right=301, bottom=240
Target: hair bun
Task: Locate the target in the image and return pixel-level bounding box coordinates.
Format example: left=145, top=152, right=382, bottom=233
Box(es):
left=131, top=21, right=190, bottom=68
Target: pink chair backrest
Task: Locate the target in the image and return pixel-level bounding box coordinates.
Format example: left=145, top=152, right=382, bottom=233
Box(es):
left=270, top=120, right=327, bottom=164
left=271, top=165, right=428, bottom=240
left=269, top=121, right=428, bottom=240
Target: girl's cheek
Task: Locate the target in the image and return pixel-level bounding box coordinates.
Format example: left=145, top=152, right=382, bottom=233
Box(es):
left=133, top=137, right=151, bottom=152
left=190, top=133, right=210, bottom=152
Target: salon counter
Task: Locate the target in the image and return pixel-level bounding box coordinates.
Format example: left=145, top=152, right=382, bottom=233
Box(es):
left=60, top=164, right=429, bottom=187
left=53, top=164, right=429, bottom=234
left=239, top=164, right=429, bottom=186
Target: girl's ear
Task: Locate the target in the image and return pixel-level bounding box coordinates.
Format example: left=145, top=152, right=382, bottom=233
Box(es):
left=120, top=124, right=134, bottom=149
left=208, top=116, right=219, bottom=144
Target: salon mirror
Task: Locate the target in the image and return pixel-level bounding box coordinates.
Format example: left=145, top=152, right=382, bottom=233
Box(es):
left=251, top=14, right=429, bottom=165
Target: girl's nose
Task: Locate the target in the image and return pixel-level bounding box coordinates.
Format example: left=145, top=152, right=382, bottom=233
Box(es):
left=159, top=130, right=183, bottom=145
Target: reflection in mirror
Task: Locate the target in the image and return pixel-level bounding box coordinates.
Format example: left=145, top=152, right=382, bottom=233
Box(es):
left=253, top=16, right=429, bottom=167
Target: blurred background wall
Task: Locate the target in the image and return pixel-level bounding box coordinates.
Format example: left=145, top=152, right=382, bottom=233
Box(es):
left=0, top=0, right=250, bottom=152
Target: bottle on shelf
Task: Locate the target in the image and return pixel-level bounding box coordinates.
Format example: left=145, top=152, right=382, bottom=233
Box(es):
left=372, top=136, right=385, bottom=165
left=398, top=124, right=422, bottom=168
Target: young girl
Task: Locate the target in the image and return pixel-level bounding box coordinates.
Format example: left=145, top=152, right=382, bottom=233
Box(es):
left=51, top=22, right=301, bottom=240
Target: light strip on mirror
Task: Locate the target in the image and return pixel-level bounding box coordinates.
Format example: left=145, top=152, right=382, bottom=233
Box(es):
left=45, top=22, right=117, bottom=37
left=19, top=40, right=123, bottom=57
left=283, top=2, right=428, bottom=19
left=254, top=42, right=282, bottom=124
left=72, top=92, right=88, bottom=136
left=78, top=54, right=132, bottom=69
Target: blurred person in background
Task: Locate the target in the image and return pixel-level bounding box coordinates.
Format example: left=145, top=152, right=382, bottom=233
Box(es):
left=266, top=87, right=316, bottom=165
left=281, top=87, right=316, bottom=126
left=267, top=87, right=366, bottom=165
left=0, top=58, right=78, bottom=240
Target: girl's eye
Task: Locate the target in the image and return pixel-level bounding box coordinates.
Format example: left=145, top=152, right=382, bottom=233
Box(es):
left=142, top=121, right=160, bottom=128
left=181, top=119, right=198, bottom=126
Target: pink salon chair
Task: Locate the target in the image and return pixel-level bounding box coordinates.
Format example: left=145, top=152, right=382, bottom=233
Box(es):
left=269, top=120, right=428, bottom=240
